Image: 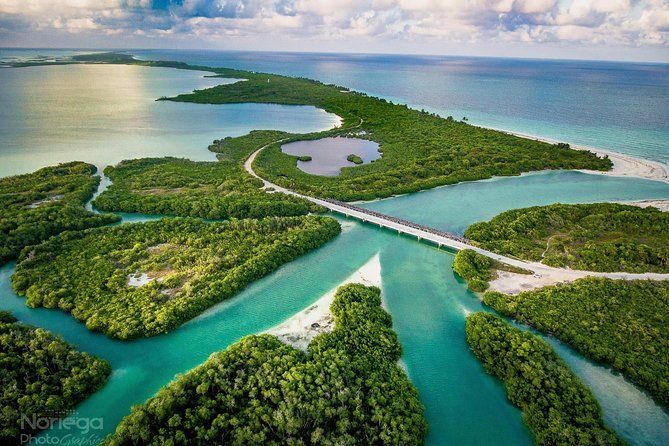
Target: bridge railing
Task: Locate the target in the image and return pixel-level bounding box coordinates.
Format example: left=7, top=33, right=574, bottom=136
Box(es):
left=321, top=198, right=470, bottom=244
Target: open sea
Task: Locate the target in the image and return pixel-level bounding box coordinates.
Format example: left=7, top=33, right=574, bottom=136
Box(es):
left=0, top=49, right=668, bottom=445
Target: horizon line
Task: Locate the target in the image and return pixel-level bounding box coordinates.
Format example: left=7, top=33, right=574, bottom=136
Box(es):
left=1, top=46, right=668, bottom=66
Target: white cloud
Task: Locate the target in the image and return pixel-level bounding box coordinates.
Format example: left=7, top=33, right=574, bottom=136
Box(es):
left=0, top=0, right=667, bottom=53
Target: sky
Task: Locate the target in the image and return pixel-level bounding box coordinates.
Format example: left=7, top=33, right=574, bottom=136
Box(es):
left=0, top=0, right=668, bottom=62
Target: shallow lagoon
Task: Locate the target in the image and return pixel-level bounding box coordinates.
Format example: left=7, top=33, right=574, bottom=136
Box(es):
left=0, top=64, right=340, bottom=177
left=0, top=58, right=668, bottom=445
left=281, top=136, right=380, bottom=176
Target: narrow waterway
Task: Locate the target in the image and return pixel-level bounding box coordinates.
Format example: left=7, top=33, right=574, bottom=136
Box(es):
left=2, top=169, right=668, bottom=444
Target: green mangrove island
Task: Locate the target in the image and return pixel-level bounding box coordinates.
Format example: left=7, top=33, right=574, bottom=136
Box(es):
left=104, top=284, right=426, bottom=445
left=465, top=203, right=669, bottom=273
left=0, top=311, right=110, bottom=443
left=0, top=162, right=120, bottom=265
left=483, top=278, right=669, bottom=406
left=466, top=312, right=624, bottom=446
left=166, top=63, right=611, bottom=201
left=93, top=131, right=324, bottom=219
left=347, top=154, right=364, bottom=165
left=12, top=216, right=340, bottom=339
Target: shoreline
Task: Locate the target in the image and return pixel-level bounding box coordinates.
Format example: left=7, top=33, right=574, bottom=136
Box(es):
left=621, top=199, right=669, bottom=212
left=266, top=253, right=382, bottom=351
left=486, top=126, right=668, bottom=183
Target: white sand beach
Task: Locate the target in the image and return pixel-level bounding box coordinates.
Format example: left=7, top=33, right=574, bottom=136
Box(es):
left=622, top=199, right=669, bottom=212
left=488, top=126, right=668, bottom=183
left=267, top=253, right=382, bottom=351
left=488, top=262, right=669, bottom=295
left=579, top=147, right=668, bottom=183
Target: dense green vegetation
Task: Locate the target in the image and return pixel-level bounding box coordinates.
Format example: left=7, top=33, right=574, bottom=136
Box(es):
left=453, top=250, right=494, bottom=291
left=466, top=312, right=624, bottom=445
left=12, top=216, right=340, bottom=339
left=347, top=154, right=364, bottom=164
left=465, top=202, right=669, bottom=273
left=93, top=131, right=324, bottom=219
left=154, top=57, right=611, bottom=201
left=104, top=284, right=426, bottom=445
left=0, top=162, right=120, bottom=265
left=297, top=155, right=312, bottom=162
left=0, top=311, right=110, bottom=443
left=483, top=278, right=669, bottom=406
left=452, top=249, right=531, bottom=292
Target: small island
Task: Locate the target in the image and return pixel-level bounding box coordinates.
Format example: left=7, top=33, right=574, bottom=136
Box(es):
left=0, top=311, right=110, bottom=443
left=104, top=284, right=427, bottom=445
left=347, top=153, right=364, bottom=164
left=297, top=155, right=312, bottom=161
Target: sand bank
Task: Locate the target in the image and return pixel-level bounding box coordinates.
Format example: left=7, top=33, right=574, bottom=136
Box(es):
left=488, top=263, right=669, bottom=295
left=621, top=199, right=669, bottom=212
left=267, top=253, right=382, bottom=351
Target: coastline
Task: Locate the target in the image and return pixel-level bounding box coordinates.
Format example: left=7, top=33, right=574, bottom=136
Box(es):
left=266, top=253, right=382, bottom=351
left=486, top=126, right=668, bottom=183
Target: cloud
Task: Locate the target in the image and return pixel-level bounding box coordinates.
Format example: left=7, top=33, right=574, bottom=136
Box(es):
left=0, top=0, right=667, bottom=53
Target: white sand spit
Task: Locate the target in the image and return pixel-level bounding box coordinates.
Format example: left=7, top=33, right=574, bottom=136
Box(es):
left=267, top=253, right=382, bottom=351
left=620, top=199, right=669, bottom=212
left=487, top=126, right=668, bottom=183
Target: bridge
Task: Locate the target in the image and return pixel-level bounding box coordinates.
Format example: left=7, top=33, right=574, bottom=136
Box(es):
left=244, top=143, right=669, bottom=284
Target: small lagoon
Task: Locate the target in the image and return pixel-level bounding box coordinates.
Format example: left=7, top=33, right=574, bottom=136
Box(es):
left=281, top=136, right=380, bottom=176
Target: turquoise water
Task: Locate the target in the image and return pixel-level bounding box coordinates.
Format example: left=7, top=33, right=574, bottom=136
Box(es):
left=0, top=225, right=534, bottom=445
left=360, top=170, right=669, bottom=234
left=0, top=52, right=668, bottom=445
left=2, top=214, right=668, bottom=445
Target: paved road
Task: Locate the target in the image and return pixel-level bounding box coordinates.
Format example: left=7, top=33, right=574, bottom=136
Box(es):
left=245, top=141, right=669, bottom=283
